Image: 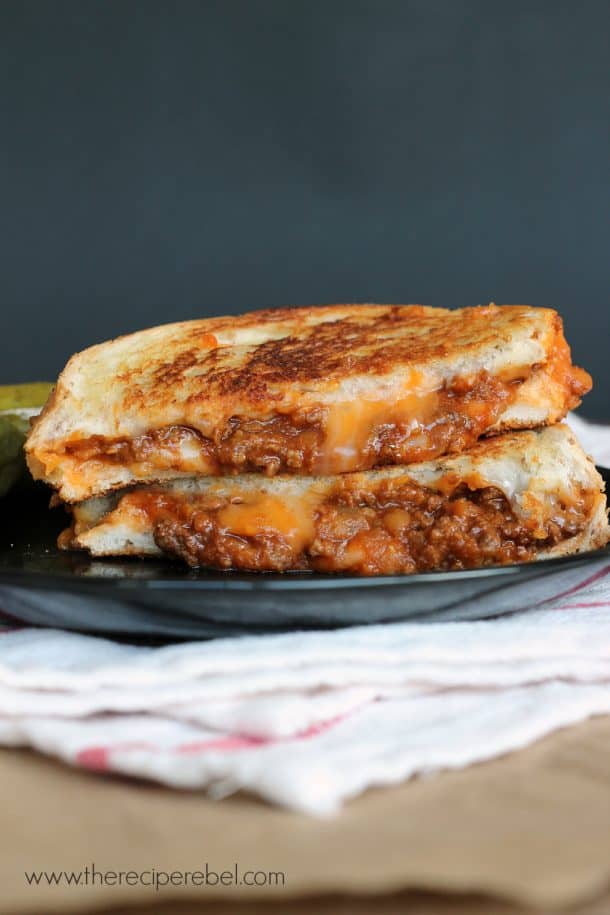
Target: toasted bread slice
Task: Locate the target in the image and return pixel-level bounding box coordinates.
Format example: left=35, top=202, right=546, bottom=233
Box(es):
left=63, top=425, right=608, bottom=575
left=27, top=304, right=590, bottom=502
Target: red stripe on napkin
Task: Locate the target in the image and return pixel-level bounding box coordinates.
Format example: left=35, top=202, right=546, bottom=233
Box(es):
left=550, top=564, right=610, bottom=606
left=76, top=712, right=350, bottom=771
left=77, top=742, right=155, bottom=770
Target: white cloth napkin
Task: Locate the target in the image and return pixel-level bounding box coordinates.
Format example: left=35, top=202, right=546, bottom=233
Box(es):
left=0, top=413, right=609, bottom=816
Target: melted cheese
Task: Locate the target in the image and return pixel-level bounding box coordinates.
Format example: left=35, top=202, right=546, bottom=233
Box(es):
left=200, top=333, right=218, bottom=348
left=320, top=373, right=440, bottom=473
left=217, top=494, right=317, bottom=551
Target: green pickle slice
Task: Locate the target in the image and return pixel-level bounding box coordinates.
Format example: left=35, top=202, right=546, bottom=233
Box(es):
left=0, top=382, right=54, bottom=412
left=0, top=383, right=53, bottom=497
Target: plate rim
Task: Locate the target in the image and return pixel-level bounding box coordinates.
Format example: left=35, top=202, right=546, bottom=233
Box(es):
left=1, top=542, right=609, bottom=593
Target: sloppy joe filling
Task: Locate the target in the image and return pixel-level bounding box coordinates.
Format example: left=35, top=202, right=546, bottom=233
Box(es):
left=60, top=366, right=570, bottom=479
left=108, top=478, right=591, bottom=574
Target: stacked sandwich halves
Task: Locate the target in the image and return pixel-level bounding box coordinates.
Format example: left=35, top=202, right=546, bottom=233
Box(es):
left=26, top=304, right=609, bottom=574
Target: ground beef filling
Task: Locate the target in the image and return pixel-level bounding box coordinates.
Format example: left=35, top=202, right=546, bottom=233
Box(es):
left=64, top=371, right=520, bottom=476
left=132, top=481, right=590, bottom=574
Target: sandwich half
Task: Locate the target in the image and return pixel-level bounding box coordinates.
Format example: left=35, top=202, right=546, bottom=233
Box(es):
left=27, top=304, right=590, bottom=503
left=61, top=425, right=609, bottom=575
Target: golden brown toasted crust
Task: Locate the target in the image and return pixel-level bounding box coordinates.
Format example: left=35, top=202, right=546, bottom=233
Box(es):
left=81, top=304, right=573, bottom=405
left=148, top=306, right=475, bottom=399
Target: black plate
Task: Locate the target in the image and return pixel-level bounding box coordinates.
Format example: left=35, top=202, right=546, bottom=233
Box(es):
left=0, top=476, right=609, bottom=639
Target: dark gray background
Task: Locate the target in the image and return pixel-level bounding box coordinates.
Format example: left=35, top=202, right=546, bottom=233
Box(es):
left=1, top=1, right=608, bottom=416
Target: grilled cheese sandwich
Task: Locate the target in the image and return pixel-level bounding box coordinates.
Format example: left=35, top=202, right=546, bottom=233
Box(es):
left=27, top=304, right=590, bottom=503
